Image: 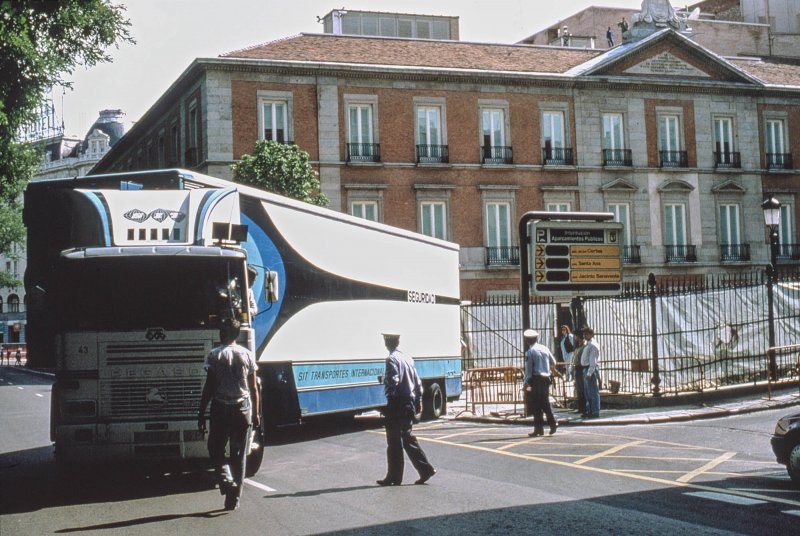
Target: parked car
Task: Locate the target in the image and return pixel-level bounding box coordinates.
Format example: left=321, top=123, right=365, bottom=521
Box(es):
left=771, top=410, right=800, bottom=487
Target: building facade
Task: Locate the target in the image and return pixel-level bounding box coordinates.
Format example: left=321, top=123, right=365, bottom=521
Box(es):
left=91, top=18, right=800, bottom=298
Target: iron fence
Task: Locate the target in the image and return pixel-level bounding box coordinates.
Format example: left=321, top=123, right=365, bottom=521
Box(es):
left=460, top=267, right=800, bottom=405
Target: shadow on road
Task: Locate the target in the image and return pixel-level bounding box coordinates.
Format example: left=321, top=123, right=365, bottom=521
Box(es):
left=267, top=413, right=385, bottom=445
left=0, top=366, right=54, bottom=387
left=309, top=474, right=799, bottom=536
left=0, top=445, right=216, bottom=516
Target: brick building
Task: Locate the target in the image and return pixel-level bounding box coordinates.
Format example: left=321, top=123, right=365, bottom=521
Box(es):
left=91, top=19, right=800, bottom=298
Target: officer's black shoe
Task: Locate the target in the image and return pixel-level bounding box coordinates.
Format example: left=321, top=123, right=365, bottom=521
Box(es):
left=376, top=478, right=400, bottom=486
left=549, top=424, right=558, bottom=435
left=224, top=492, right=239, bottom=511
left=219, top=479, right=237, bottom=495
left=528, top=429, right=544, bottom=437
left=414, top=469, right=436, bottom=485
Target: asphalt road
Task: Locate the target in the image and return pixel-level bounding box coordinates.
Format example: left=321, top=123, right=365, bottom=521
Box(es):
left=1, top=366, right=798, bottom=535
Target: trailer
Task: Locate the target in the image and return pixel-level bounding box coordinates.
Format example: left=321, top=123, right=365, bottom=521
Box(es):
left=24, top=169, right=462, bottom=472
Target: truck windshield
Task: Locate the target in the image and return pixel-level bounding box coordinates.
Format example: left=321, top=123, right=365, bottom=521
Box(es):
left=55, top=255, right=247, bottom=331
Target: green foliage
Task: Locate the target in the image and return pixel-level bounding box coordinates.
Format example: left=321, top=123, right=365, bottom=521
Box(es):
left=0, top=0, right=132, bottom=288
left=232, top=140, right=329, bottom=207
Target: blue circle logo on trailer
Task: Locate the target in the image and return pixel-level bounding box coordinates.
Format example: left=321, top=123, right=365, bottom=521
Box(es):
left=241, top=213, right=285, bottom=353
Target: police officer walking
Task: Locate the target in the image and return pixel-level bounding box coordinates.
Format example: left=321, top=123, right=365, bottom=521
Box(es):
left=377, top=332, right=436, bottom=486
left=523, top=329, right=558, bottom=437
left=198, top=319, right=260, bottom=511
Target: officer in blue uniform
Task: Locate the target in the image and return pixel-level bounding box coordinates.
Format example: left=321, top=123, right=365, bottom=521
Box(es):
left=377, top=332, right=436, bottom=486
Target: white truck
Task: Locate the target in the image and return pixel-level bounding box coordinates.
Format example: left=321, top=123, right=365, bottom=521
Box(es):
left=24, top=169, right=462, bottom=472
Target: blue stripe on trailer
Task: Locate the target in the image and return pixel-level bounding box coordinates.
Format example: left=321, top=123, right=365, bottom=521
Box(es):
left=298, top=383, right=386, bottom=415
left=76, top=191, right=112, bottom=246
left=293, top=358, right=462, bottom=415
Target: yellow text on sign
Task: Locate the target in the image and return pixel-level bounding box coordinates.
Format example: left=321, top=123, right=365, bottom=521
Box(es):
left=571, top=245, right=621, bottom=257
left=571, top=257, right=621, bottom=270
left=571, top=271, right=622, bottom=282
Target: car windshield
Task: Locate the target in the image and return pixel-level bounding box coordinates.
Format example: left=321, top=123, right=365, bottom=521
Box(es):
left=55, top=255, right=247, bottom=331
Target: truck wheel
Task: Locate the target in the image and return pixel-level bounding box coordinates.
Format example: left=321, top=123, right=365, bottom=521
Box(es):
left=422, top=382, right=445, bottom=420
left=788, top=443, right=800, bottom=487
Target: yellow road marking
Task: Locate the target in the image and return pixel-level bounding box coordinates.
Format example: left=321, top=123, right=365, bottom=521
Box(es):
left=402, top=428, right=800, bottom=509
left=434, top=428, right=489, bottom=441
left=677, top=451, right=737, bottom=483
left=566, top=429, right=728, bottom=452
left=600, top=455, right=719, bottom=462
left=575, top=440, right=646, bottom=465
left=497, top=436, right=548, bottom=451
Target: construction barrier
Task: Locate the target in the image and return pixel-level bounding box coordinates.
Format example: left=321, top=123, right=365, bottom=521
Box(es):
left=464, top=366, right=525, bottom=415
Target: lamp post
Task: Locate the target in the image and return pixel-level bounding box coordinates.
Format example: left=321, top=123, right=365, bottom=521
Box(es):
left=761, top=196, right=781, bottom=269
left=761, top=196, right=781, bottom=381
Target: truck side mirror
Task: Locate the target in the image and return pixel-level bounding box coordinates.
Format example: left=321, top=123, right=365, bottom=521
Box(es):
left=265, top=271, right=279, bottom=303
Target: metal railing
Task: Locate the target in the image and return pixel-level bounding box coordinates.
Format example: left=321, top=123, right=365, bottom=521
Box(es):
left=665, top=244, right=697, bottom=263
left=481, top=145, right=513, bottom=165
left=714, top=151, right=741, bottom=169
left=542, top=147, right=574, bottom=166
left=720, top=243, right=751, bottom=262
left=463, top=367, right=525, bottom=415
left=461, top=267, right=800, bottom=401
left=659, top=150, right=689, bottom=168
left=346, top=142, right=381, bottom=162
left=603, top=148, right=632, bottom=167
left=485, top=246, right=520, bottom=266
left=622, top=245, right=641, bottom=264
left=416, top=144, right=449, bottom=163
left=767, top=152, right=793, bottom=170
left=778, top=243, right=800, bottom=260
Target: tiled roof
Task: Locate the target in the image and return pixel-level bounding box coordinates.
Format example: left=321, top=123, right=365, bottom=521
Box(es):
left=729, top=59, right=800, bottom=87
left=221, top=33, right=601, bottom=74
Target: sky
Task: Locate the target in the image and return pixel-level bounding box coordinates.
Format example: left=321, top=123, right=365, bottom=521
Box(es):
left=57, top=0, right=646, bottom=137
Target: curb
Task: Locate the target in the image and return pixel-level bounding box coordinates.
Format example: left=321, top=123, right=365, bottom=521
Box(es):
left=1, top=365, right=55, bottom=379
left=449, top=394, right=799, bottom=427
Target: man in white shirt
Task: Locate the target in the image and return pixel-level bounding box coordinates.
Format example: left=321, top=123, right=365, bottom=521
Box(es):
left=198, top=319, right=260, bottom=511
left=581, top=326, right=601, bottom=418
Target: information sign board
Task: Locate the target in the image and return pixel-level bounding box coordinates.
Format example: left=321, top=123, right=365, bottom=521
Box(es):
left=528, top=220, right=624, bottom=297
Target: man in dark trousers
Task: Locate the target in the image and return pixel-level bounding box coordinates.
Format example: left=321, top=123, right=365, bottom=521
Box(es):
left=377, top=332, right=436, bottom=486
left=198, top=319, right=260, bottom=511
left=523, top=329, right=558, bottom=437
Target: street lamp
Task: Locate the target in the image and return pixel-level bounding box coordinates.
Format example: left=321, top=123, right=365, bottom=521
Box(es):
left=761, top=196, right=781, bottom=381
left=761, top=196, right=781, bottom=268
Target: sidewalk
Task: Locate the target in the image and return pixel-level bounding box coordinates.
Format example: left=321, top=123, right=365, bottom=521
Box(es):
left=447, top=385, right=800, bottom=427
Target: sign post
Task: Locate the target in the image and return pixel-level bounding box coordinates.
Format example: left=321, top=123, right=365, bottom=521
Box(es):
left=529, top=220, right=623, bottom=297
left=519, top=211, right=623, bottom=333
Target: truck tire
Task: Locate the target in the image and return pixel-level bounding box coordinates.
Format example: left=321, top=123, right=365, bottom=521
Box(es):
left=422, top=382, right=445, bottom=420
left=788, top=443, right=800, bottom=487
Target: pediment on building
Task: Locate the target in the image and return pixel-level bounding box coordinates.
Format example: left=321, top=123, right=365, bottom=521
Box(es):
left=600, top=178, right=638, bottom=192
left=657, top=178, right=694, bottom=192
left=568, top=29, right=760, bottom=86
left=711, top=179, right=746, bottom=194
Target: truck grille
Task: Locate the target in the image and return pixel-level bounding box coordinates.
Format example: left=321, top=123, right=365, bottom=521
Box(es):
left=105, top=342, right=207, bottom=365
left=103, top=378, right=203, bottom=418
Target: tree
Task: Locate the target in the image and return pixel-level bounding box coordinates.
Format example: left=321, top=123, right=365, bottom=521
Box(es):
left=0, top=0, right=133, bottom=287
left=232, top=140, right=329, bottom=207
